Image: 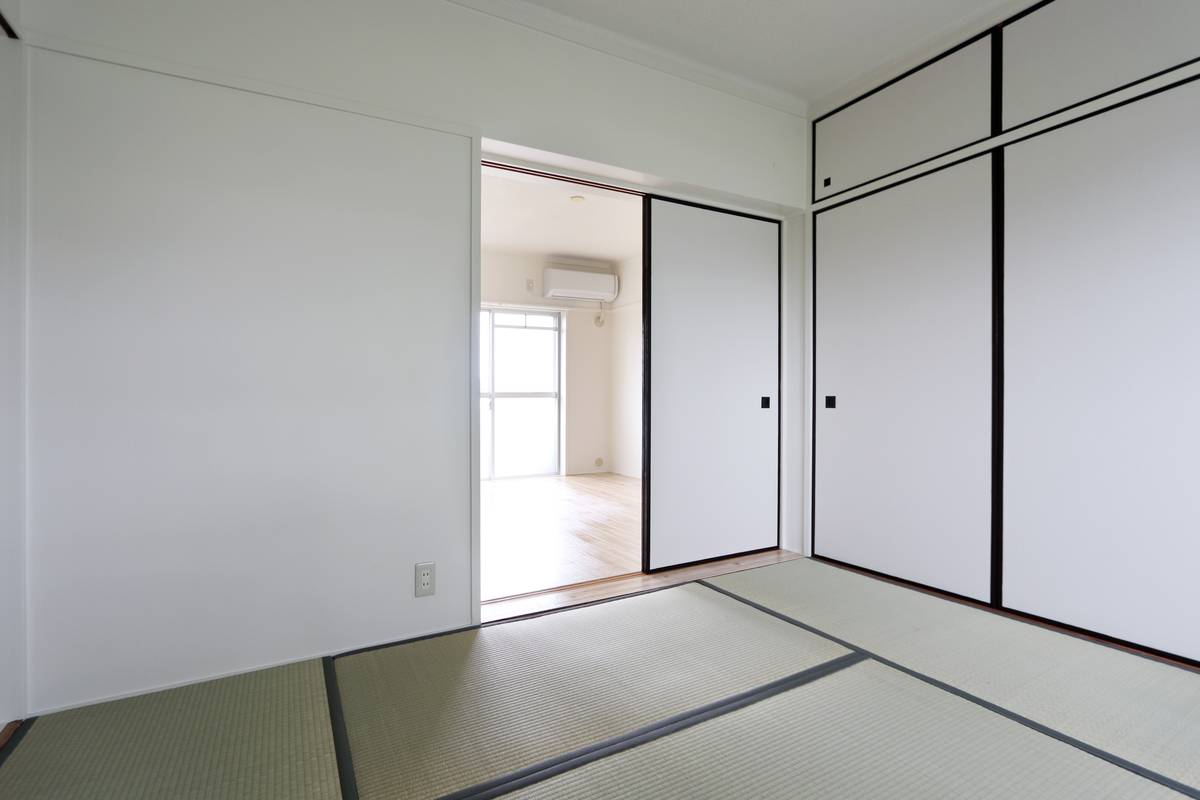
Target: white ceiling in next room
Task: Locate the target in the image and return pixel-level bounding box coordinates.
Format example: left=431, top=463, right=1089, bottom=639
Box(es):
left=481, top=166, right=642, bottom=262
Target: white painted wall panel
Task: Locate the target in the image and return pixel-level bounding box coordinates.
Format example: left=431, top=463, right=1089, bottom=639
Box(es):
left=649, top=200, right=778, bottom=569
left=1003, top=0, right=1200, bottom=129
left=1005, top=79, right=1200, bottom=661
left=813, top=38, right=990, bottom=201
left=27, top=50, right=473, bottom=712
left=0, top=37, right=27, bottom=723
left=814, top=159, right=992, bottom=601
left=18, top=0, right=806, bottom=208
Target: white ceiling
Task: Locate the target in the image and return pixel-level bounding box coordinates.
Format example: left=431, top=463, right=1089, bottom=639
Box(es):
left=451, top=0, right=1022, bottom=113
left=481, top=167, right=642, bottom=262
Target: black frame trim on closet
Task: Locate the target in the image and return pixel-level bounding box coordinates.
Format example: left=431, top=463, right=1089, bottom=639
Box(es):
left=641, top=195, right=784, bottom=573
left=810, top=67, right=1200, bottom=665
left=0, top=10, right=18, bottom=40
left=811, top=0, right=1200, bottom=205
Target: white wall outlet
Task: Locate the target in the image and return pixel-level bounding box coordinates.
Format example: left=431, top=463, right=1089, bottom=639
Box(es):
left=414, top=562, right=436, bottom=597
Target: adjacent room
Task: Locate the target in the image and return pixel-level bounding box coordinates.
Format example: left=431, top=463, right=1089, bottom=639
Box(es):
left=479, top=164, right=644, bottom=601
left=2, top=1, right=1199, bottom=799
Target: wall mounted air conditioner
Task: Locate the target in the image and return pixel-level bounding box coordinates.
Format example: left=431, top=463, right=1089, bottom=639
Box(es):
left=543, top=267, right=619, bottom=302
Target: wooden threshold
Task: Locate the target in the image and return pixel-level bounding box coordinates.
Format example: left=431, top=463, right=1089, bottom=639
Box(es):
left=481, top=548, right=802, bottom=623
left=0, top=720, right=21, bottom=752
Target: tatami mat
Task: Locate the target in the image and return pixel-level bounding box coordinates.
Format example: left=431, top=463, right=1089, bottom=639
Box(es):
left=334, top=583, right=849, bottom=800
left=708, top=558, right=1200, bottom=788
left=0, top=660, right=341, bottom=800
left=508, top=659, right=1179, bottom=799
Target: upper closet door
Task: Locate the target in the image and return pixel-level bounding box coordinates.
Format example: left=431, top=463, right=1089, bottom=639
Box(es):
left=813, top=37, right=991, bottom=203
left=814, top=158, right=993, bottom=601
left=646, top=198, right=779, bottom=571
left=1003, top=0, right=1200, bottom=129
left=1004, top=78, right=1200, bottom=662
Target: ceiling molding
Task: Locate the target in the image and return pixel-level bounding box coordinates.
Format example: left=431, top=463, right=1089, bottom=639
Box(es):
left=445, top=0, right=808, bottom=117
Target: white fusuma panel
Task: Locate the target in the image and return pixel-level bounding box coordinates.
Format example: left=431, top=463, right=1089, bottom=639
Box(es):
left=1005, top=78, right=1200, bottom=661
left=815, top=159, right=992, bottom=601
left=648, top=199, right=779, bottom=570
left=814, top=37, right=991, bottom=201
left=1004, top=0, right=1200, bottom=129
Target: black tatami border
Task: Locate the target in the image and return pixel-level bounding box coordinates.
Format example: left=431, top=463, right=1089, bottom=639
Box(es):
left=321, top=578, right=859, bottom=800
left=440, top=651, right=868, bottom=800
left=322, top=657, right=359, bottom=800
left=319, top=580, right=701, bottom=800
left=698, top=579, right=1200, bottom=800
left=321, top=570, right=1200, bottom=800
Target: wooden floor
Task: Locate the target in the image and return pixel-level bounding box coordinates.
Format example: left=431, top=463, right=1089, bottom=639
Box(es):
left=481, top=472, right=642, bottom=601
left=482, top=548, right=803, bottom=622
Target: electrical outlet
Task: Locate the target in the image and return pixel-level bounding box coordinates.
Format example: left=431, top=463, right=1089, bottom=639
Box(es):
left=415, top=562, right=436, bottom=597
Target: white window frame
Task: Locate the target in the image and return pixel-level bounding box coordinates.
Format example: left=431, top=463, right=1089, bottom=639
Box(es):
left=480, top=307, right=562, bottom=480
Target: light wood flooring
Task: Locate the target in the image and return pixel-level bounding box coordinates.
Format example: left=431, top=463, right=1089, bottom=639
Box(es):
left=482, top=547, right=803, bottom=623
left=481, top=472, right=642, bottom=601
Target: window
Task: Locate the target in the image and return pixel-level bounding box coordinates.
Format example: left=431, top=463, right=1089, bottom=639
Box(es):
left=480, top=309, right=561, bottom=479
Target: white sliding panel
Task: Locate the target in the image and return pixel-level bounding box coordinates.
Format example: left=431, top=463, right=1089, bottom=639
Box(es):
left=814, top=159, right=992, bottom=601
left=28, top=50, right=473, bottom=712
left=813, top=37, right=990, bottom=201
left=1004, top=0, right=1200, bottom=129
left=1005, top=79, right=1200, bottom=661
left=647, top=199, right=778, bottom=570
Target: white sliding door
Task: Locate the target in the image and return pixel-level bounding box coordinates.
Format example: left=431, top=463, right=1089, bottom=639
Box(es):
left=814, top=159, right=992, bottom=601
left=1005, top=79, right=1200, bottom=661
left=646, top=199, right=779, bottom=570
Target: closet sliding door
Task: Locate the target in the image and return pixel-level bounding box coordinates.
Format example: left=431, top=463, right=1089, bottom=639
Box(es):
left=1004, top=79, right=1200, bottom=661
left=645, top=198, right=779, bottom=571
left=814, top=159, right=993, bottom=601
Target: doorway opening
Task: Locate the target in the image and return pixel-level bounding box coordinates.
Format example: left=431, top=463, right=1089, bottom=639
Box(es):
left=480, top=163, right=644, bottom=602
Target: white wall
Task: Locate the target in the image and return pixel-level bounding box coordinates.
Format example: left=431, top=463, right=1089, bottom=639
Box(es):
left=2, top=0, right=806, bottom=716
left=562, top=310, right=611, bottom=475
left=15, top=0, right=806, bottom=208
left=26, top=49, right=474, bottom=713
left=0, top=37, right=27, bottom=724
left=608, top=255, right=643, bottom=479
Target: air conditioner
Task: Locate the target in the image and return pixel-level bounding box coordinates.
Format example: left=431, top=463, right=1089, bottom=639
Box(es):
left=543, top=267, right=619, bottom=303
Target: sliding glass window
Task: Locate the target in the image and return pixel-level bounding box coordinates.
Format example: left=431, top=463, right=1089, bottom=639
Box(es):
left=480, top=309, right=561, bottom=479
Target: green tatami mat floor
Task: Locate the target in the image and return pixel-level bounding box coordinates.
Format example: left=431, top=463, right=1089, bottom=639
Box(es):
left=508, top=658, right=1179, bottom=800
left=332, top=583, right=849, bottom=800
left=0, top=660, right=340, bottom=800
left=708, top=558, right=1200, bottom=789
left=3, top=560, right=1198, bottom=800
